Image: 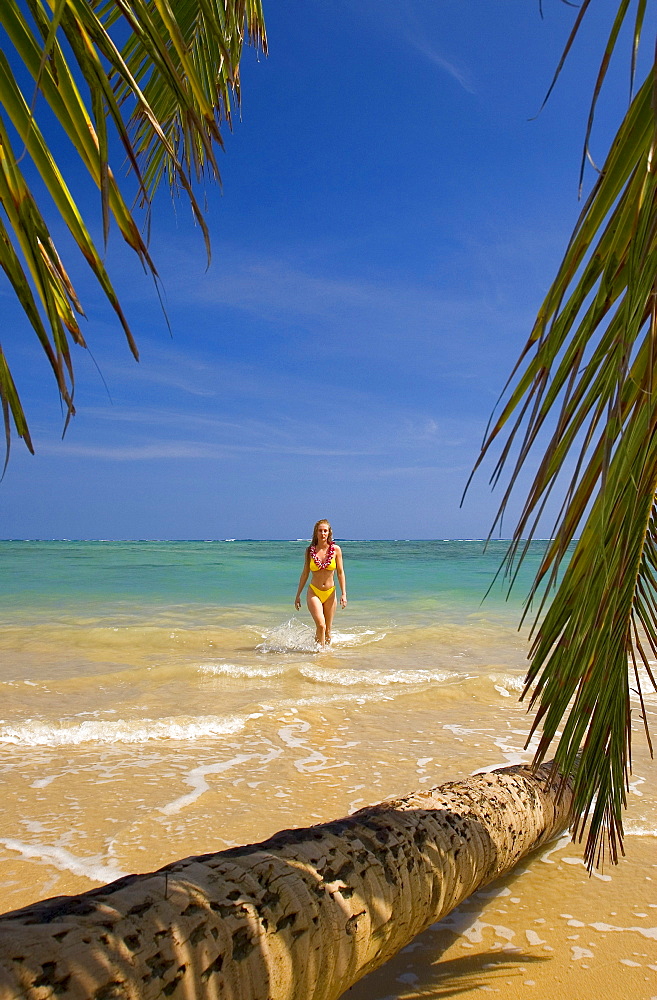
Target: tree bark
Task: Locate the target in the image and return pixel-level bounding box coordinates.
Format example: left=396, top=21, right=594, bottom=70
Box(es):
left=0, top=761, right=572, bottom=1000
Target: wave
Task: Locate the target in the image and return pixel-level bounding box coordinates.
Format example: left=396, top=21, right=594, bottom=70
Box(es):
left=198, top=662, right=291, bottom=680
left=298, top=664, right=461, bottom=687
left=198, top=657, right=469, bottom=690
left=625, top=825, right=657, bottom=837
left=487, top=673, right=525, bottom=698
left=196, top=659, right=528, bottom=696
left=0, top=713, right=251, bottom=747
left=267, top=689, right=396, bottom=712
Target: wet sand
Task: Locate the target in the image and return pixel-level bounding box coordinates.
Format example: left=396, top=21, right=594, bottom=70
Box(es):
left=1, top=628, right=655, bottom=998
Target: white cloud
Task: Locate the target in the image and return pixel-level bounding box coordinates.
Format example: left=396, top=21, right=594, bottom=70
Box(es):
left=40, top=439, right=377, bottom=462
left=408, top=38, right=476, bottom=94
left=39, top=442, right=221, bottom=461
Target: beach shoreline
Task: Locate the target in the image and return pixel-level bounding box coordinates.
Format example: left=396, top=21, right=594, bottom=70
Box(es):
left=0, top=541, right=655, bottom=997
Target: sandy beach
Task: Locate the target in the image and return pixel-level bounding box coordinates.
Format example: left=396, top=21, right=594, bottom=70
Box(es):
left=1, top=541, right=655, bottom=998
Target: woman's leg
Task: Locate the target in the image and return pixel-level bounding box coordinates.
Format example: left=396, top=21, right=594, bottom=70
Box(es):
left=323, top=590, right=337, bottom=644
left=306, top=590, right=326, bottom=645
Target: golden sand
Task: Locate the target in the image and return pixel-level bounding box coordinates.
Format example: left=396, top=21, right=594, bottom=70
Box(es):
left=0, top=619, right=655, bottom=998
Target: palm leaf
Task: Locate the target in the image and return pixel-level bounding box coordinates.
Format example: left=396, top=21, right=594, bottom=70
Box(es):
left=0, top=0, right=266, bottom=457
left=475, top=3, right=657, bottom=866
left=0, top=346, right=34, bottom=477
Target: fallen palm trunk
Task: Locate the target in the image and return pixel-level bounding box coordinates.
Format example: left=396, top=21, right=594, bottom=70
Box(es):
left=0, top=761, right=572, bottom=1000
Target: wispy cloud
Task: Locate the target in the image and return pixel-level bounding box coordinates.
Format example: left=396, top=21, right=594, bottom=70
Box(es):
left=40, top=442, right=222, bottom=461
left=40, top=440, right=377, bottom=462
left=408, top=37, right=476, bottom=94
left=344, top=463, right=471, bottom=480
left=91, top=352, right=218, bottom=398
left=37, top=375, right=481, bottom=466
left=341, top=0, right=476, bottom=95
left=161, top=252, right=505, bottom=377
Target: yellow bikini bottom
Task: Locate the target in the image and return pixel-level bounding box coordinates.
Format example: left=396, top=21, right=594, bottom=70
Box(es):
left=309, top=584, right=335, bottom=604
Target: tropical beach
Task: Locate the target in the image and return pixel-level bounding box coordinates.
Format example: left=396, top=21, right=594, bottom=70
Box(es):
left=2, top=0, right=657, bottom=995
left=1, top=539, right=655, bottom=997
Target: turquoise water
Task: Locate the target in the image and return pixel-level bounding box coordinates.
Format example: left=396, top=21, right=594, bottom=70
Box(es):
left=0, top=539, right=549, bottom=622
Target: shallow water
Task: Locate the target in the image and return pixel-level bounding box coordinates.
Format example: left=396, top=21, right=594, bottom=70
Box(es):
left=0, top=540, right=655, bottom=998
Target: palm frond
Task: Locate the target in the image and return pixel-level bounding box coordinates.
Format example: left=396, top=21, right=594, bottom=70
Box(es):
left=475, top=3, right=657, bottom=866
left=0, top=0, right=266, bottom=458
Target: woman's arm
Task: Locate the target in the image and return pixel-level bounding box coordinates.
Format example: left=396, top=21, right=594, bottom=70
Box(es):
left=336, top=546, right=347, bottom=608
left=295, top=549, right=311, bottom=609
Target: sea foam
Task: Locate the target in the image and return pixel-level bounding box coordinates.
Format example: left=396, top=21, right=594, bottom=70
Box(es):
left=0, top=838, right=127, bottom=884
left=198, top=662, right=291, bottom=679
left=0, top=714, right=249, bottom=746
left=298, top=664, right=458, bottom=687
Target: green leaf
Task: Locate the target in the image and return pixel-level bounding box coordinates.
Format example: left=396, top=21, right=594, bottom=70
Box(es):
left=0, top=0, right=266, bottom=463
left=474, top=5, right=657, bottom=867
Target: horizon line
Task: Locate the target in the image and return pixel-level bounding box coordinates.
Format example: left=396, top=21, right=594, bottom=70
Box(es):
left=0, top=537, right=560, bottom=543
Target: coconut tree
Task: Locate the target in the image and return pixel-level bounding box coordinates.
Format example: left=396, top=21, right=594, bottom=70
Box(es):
left=0, top=0, right=266, bottom=471
left=0, top=761, right=572, bottom=1000
left=2, top=0, right=651, bottom=882
left=470, top=0, right=657, bottom=868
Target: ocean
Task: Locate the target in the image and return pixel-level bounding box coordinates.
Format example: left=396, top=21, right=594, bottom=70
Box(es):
left=1, top=540, right=655, bottom=998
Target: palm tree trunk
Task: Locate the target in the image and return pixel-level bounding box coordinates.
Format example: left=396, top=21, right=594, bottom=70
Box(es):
left=0, top=761, right=572, bottom=1000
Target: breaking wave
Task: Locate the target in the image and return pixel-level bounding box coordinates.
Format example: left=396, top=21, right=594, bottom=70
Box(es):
left=0, top=713, right=250, bottom=747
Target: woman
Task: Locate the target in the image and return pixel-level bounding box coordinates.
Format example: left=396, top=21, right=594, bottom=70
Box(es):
left=295, top=519, right=347, bottom=646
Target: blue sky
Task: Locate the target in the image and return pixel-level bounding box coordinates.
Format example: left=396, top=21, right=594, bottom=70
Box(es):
left=0, top=0, right=639, bottom=539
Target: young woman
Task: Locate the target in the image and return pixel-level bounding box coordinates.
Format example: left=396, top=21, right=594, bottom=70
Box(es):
left=294, top=519, right=347, bottom=646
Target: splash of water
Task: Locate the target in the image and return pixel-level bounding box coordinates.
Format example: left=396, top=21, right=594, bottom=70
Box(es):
left=255, top=617, right=386, bottom=654
left=256, top=619, right=319, bottom=653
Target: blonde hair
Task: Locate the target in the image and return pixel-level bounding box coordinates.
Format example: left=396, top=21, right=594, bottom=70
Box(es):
left=310, top=519, right=333, bottom=547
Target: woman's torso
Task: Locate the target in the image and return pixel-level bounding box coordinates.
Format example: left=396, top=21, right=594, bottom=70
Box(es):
left=309, top=544, right=337, bottom=588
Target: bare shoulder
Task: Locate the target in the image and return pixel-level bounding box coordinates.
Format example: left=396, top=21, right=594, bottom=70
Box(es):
left=334, top=544, right=343, bottom=556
